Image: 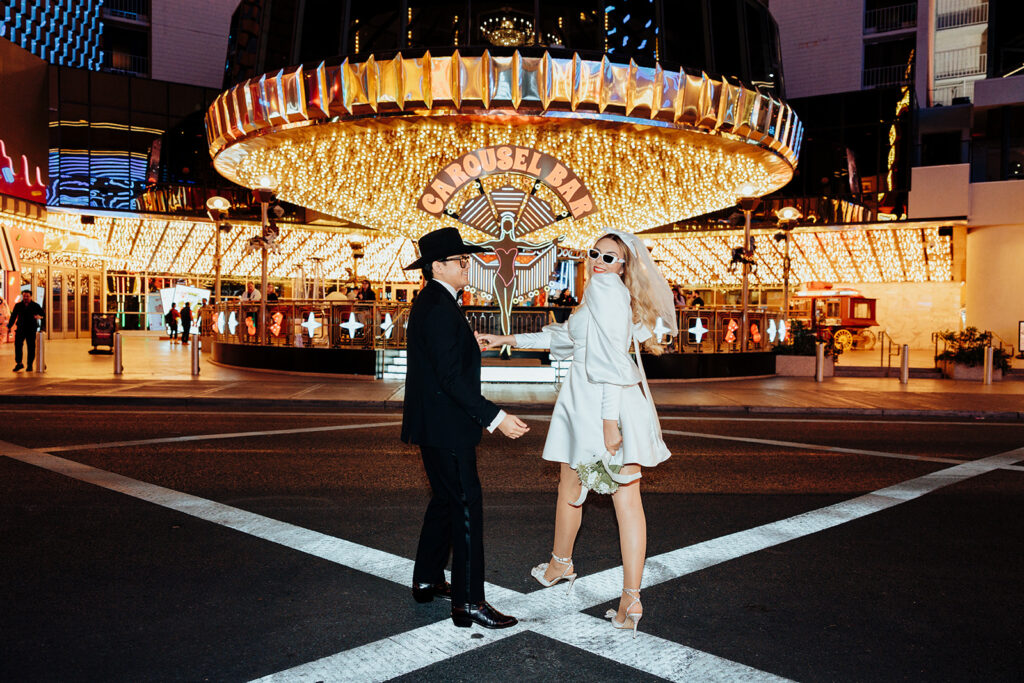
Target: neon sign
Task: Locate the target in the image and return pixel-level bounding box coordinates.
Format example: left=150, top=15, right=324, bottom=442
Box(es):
left=0, top=139, right=46, bottom=203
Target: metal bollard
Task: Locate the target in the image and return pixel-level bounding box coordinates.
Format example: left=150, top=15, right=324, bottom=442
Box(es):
left=983, top=345, right=994, bottom=385
left=191, top=337, right=201, bottom=376
left=900, top=344, right=909, bottom=384
left=113, top=332, right=123, bottom=374
left=814, top=341, right=825, bottom=382
left=34, top=332, right=45, bottom=373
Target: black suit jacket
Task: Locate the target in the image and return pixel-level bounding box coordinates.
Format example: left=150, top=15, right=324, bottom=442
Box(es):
left=401, top=280, right=500, bottom=448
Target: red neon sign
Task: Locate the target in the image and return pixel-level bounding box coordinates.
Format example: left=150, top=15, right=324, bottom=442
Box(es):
left=0, top=139, right=46, bottom=203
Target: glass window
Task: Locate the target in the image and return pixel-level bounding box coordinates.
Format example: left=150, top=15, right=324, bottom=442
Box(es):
left=298, top=0, right=344, bottom=62
left=90, top=71, right=130, bottom=109
left=81, top=273, right=91, bottom=331
left=407, top=2, right=468, bottom=50
left=604, top=1, right=658, bottom=65
left=58, top=67, right=89, bottom=104
left=537, top=2, right=602, bottom=54
left=168, top=84, right=207, bottom=118
left=853, top=302, right=871, bottom=319
left=131, top=78, right=168, bottom=114
left=263, top=0, right=300, bottom=70
left=349, top=0, right=402, bottom=56
left=709, top=0, right=743, bottom=77
left=51, top=270, right=63, bottom=333
left=661, top=0, right=707, bottom=71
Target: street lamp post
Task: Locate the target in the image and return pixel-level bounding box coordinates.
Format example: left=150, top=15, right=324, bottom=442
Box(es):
left=254, top=177, right=278, bottom=345
left=736, top=183, right=761, bottom=352
left=205, top=196, right=231, bottom=305
left=775, top=206, right=802, bottom=328
left=259, top=201, right=269, bottom=342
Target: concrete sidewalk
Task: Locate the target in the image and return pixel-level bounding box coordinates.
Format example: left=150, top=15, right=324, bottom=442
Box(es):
left=1, top=334, right=1022, bottom=419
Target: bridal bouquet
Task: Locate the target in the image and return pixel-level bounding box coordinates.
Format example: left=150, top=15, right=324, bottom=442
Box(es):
left=576, top=459, right=623, bottom=495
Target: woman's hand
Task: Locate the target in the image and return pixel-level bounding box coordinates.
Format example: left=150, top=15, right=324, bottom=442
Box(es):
left=475, top=333, right=514, bottom=350
left=603, top=419, right=623, bottom=455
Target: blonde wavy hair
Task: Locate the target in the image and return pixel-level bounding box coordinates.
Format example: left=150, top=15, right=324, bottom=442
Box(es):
left=599, top=233, right=668, bottom=356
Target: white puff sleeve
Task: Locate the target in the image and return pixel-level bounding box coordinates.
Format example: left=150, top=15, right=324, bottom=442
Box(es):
left=514, top=321, right=573, bottom=360
left=584, top=274, right=641, bottom=420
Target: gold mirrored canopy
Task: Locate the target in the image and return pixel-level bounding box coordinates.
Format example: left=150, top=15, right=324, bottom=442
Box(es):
left=206, top=50, right=803, bottom=245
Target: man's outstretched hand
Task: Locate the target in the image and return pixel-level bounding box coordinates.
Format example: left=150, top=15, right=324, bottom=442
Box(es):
left=497, top=413, right=529, bottom=439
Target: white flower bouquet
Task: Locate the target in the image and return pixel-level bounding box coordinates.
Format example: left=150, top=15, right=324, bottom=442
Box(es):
left=576, top=459, right=623, bottom=495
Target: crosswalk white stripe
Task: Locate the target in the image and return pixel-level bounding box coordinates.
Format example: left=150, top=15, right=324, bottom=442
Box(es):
left=662, top=428, right=968, bottom=465
left=3, top=436, right=1020, bottom=682
left=38, top=421, right=403, bottom=452
left=533, top=613, right=793, bottom=682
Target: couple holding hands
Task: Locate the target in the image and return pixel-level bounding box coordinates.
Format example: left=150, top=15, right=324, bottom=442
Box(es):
left=401, top=226, right=676, bottom=636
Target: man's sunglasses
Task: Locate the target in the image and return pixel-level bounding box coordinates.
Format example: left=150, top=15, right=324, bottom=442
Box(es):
left=588, top=248, right=625, bottom=265
left=440, top=256, right=470, bottom=268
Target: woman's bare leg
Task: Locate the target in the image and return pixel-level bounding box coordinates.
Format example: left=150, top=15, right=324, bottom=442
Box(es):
left=545, top=463, right=583, bottom=581
left=611, top=465, right=645, bottom=620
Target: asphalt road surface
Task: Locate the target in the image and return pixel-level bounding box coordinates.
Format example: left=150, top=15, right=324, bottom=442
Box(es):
left=2, top=406, right=1022, bottom=682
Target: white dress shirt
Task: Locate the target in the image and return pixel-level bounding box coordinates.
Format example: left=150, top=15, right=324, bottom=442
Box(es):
left=434, top=278, right=506, bottom=433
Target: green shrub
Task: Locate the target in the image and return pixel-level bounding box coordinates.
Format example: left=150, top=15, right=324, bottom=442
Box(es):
left=935, top=327, right=1011, bottom=372
left=773, top=320, right=842, bottom=360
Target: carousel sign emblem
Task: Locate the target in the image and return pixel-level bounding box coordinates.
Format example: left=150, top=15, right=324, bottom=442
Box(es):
left=418, top=146, right=596, bottom=342
left=417, top=145, right=597, bottom=220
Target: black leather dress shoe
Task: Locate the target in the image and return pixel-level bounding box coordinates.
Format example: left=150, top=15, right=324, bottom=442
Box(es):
left=451, top=601, right=518, bottom=629
left=412, top=581, right=451, bottom=603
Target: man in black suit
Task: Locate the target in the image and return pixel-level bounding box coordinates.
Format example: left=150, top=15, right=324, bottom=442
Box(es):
left=7, top=291, right=44, bottom=372
left=402, top=227, right=529, bottom=630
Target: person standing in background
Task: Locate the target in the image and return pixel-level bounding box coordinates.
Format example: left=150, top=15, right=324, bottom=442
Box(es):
left=165, top=303, right=180, bottom=341
left=7, top=291, right=44, bottom=371
left=180, top=302, right=193, bottom=344
left=357, top=280, right=376, bottom=301
left=241, top=282, right=261, bottom=302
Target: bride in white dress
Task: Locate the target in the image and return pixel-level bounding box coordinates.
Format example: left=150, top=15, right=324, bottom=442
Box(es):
left=478, top=229, right=677, bottom=636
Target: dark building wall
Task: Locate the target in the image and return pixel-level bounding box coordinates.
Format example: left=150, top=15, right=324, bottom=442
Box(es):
left=222, top=0, right=784, bottom=95
left=987, top=0, right=1024, bottom=78
left=0, top=38, right=48, bottom=193
left=775, top=87, right=913, bottom=217
left=48, top=66, right=222, bottom=211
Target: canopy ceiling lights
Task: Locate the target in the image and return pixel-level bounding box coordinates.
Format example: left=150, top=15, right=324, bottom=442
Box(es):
left=206, top=50, right=803, bottom=247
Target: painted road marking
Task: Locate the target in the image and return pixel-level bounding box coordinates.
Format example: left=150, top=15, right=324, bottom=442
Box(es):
left=663, top=428, right=969, bottom=466
left=254, top=448, right=1022, bottom=682
left=4, top=433, right=1023, bottom=680
left=38, top=421, right=403, bottom=453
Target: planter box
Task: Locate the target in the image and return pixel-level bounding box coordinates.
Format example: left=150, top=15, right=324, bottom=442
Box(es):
left=775, top=354, right=834, bottom=377
left=937, top=359, right=1002, bottom=381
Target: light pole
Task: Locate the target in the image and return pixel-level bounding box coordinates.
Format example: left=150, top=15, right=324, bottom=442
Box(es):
left=254, top=176, right=278, bottom=344
left=205, top=196, right=231, bottom=305
left=775, top=206, right=802, bottom=328
left=736, top=182, right=761, bottom=352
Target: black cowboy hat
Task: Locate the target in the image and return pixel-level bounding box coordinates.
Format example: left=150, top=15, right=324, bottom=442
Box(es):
left=403, top=226, right=489, bottom=270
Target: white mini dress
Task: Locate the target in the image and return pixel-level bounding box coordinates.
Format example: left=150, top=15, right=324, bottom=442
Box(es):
left=514, top=273, right=670, bottom=469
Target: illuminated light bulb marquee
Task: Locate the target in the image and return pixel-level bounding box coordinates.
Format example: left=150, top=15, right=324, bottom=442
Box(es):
left=22, top=211, right=954, bottom=288
left=206, top=50, right=802, bottom=248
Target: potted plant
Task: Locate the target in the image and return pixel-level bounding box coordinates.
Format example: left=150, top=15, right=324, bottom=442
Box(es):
left=935, top=327, right=1011, bottom=381
left=774, top=320, right=840, bottom=377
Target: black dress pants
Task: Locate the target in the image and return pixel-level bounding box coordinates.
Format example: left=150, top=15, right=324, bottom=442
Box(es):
left=181, top=323, right=191, bottom=343
left=14, top=329, right=36, bottom=367
left=414, top=445, right=485, bottom=605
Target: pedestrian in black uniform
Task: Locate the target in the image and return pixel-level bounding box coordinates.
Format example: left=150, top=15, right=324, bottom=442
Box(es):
left=7, top=291, right=44, bottom=371
left=180, top=302, right=193, bottom=344
left=401, top=227, right=529, bottom=630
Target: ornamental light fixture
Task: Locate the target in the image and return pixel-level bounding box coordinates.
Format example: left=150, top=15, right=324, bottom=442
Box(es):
left=205, top=51, right=802, bottom=247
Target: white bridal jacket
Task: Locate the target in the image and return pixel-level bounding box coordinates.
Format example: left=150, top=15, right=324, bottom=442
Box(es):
left=513, top=273, right=670, bottom=468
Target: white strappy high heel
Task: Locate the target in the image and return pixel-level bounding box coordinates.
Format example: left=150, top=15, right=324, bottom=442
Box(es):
left=530, top=552, right=577, bottom=593
left=604, top=588, right=642, bottom=638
